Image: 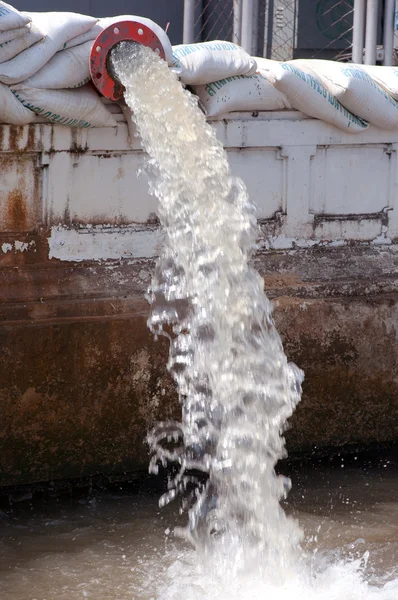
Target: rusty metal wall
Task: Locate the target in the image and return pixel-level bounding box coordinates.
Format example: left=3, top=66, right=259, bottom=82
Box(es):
left=0, top=120, right=397, bottom=486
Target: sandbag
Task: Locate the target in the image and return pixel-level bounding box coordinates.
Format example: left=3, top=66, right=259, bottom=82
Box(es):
left=192, top=71, right=291, bottom=117
left=0, top=23, right=30, bottom=44
left=254, top=56, right=279, bottom=70
left=355, top=64, right=398, bottom=101
left=0, top=11, right=97, bottom=84
left=299, top=59, right=398, bottom=130
left=65, top=15, right=174, bottom=65
left=172, top=41, right=257, bottom=85
left=0, top=81, right=36, bottom=124
left=11, top=84, right=117, bottom=127
left=267, top=62, right=368, bottom=133
left=23, top=41, right=92, bottom=89
left=0, top=1, right=30, bottom=32
left=0, top=23, right=44, bottom=63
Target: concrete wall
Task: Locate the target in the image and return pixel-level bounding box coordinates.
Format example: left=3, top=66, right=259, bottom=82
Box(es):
left=0, top=112, right=397, bottom=485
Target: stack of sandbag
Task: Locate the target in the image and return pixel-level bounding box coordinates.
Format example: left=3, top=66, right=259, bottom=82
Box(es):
left=0, top=10, right=97, bottom=84
left=263, top=60, right=368, bottom=133
left=0, top=3, right=118, bottom=127
left=292, top=60, right=398, bottom=130
left=189, top=54, right=370, bottom=132
left=182, top=46, right=292, bottom=117
left=0, top=2, right=44, bottom=63
left=0, top=2, right=39, bottom=123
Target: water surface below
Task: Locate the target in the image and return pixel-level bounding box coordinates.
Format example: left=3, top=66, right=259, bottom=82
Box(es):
left=0, top=452, right=397, bottom=599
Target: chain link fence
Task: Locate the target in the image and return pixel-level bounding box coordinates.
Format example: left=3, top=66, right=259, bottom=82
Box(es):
left=189, top=0, right=357, bottom=62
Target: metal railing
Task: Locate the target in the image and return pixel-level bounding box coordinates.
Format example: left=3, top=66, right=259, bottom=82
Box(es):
left=183, top=0, right=396, bottom=65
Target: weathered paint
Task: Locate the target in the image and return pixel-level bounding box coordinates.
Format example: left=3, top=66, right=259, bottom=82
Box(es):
left=48, top=225, right=163, bottom=262
left=0, top=114, right=397, bottom=486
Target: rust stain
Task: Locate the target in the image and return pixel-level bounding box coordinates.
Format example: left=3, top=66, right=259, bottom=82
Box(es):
left=6, top=189, right=27, bottom=231
left=114, top=166, right=125, bottom=182
left=8, top=125, right=25, bottom=153
left=27, top=124, right=36, bottom=151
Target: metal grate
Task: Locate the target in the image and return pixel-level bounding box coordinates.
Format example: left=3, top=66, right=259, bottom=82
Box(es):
left=187, top=0, right=355, bottom=62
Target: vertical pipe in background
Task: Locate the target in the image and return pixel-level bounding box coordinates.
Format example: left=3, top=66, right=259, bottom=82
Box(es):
left=256, top=0, right=266, bottom=57
left=266, top=0, right=275, bottom=58
left=252, top=0, right=260, bottom=55
left=364, top=0, right=379, bottom=64
left=241, top=0, right=255, bottom=54
left=383, top=0, right=395, bottom=65
left=352, top=0, right=366, bottom=63
left=183, top=0, right=196, bottom=43
left=233, top=0, right=243, bottom=45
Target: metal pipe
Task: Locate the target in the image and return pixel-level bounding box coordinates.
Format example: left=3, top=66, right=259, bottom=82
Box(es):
left=252, top=0, right=260, bottom=55
left=364, top=0, right=379, bottom=64
left=352, top=0, right=366, bottom=63
left=233, top=0, right=243, bottom=45
left=383, top=0, right=395, bottom=65
left=266, top=0, right=274, bottom=59
left=183, top=0, right=196, bottom=44
left=241, top=0, right=255, bottom=54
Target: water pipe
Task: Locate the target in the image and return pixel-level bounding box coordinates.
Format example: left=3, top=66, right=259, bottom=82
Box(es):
left=90, top=18, right=173, bottom=102
left=352, top=0, right=365, bottom=64
left=241, top=0, right=255, bottom=54
left=183, top=0, right=196, bottom=44
left=383, top=0, right=395, bottom=66
left=233, top=0, right=243, bottom=45
left=364, top=0, right=380, bottom=64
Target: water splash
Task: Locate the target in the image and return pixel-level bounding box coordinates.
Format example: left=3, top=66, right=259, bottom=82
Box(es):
left=111, top=42, right=303, bottom=572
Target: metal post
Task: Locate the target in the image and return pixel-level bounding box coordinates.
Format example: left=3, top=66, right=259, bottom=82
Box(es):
left=252, top=0, right=260, bottom=55
left=183, top=0, right=196, bottom=44
left=352, top=0, right=366, bottom=63
left=364, top=0, right=379, bottom=64
left=383, top=0, right=395, bottom=65
left=241, top=0, right=255, bottom=54
left=233, top=0, right=243, bottom=45
left=266, top=0, right=274, bottom=59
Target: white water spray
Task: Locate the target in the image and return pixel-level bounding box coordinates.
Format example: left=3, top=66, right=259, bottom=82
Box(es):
left=112, top=41, right=302, bottom=572
left=111, top=43, right=398, bottom=597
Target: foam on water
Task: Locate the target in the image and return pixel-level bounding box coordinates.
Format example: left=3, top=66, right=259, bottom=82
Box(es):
left=156, top=549, right=398, bottom=600
left=111, top=43, right=397, bottom=598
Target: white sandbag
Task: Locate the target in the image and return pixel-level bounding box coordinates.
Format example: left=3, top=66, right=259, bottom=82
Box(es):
left=355, top=64, right=398, bottom=101
left=172, top=41, right=257, bottom=85
left=11, top=84, right=117, bottom=127
left=0, top=23, right=30, bottom=44
left=0, top=1, right=30, bottom=32
left=299, top=60, right=398, bottom=130
left=0, top=11, right=97, bottom=84
left=192, top=71, right=291, bottom=117
left=65, top=15, right=174, bottom=65
left=254, top=56, right=279, bottom=70
left=268, top=62, right=368, bottom=133
left=63, top=24, right=99, bottom=49
left=0, top=81, right=36, bottom=124
left=0, top=23, right=44, bottom=64
left=23, top=41, right=92, bottom=89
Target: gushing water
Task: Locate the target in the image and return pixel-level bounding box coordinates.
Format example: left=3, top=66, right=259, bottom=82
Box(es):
left=111, top=43, right=397, bottom=597
left=112, top=41, right=302, bottom=569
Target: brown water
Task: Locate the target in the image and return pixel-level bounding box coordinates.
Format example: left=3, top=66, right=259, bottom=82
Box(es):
left=0, top=453, right=396, bottom=599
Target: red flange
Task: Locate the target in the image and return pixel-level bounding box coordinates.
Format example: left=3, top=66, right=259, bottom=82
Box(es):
left=90, top=20, right=167, bottom=102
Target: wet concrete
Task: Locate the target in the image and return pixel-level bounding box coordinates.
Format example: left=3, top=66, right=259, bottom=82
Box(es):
left=0, top=232, right=398, bottom=485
